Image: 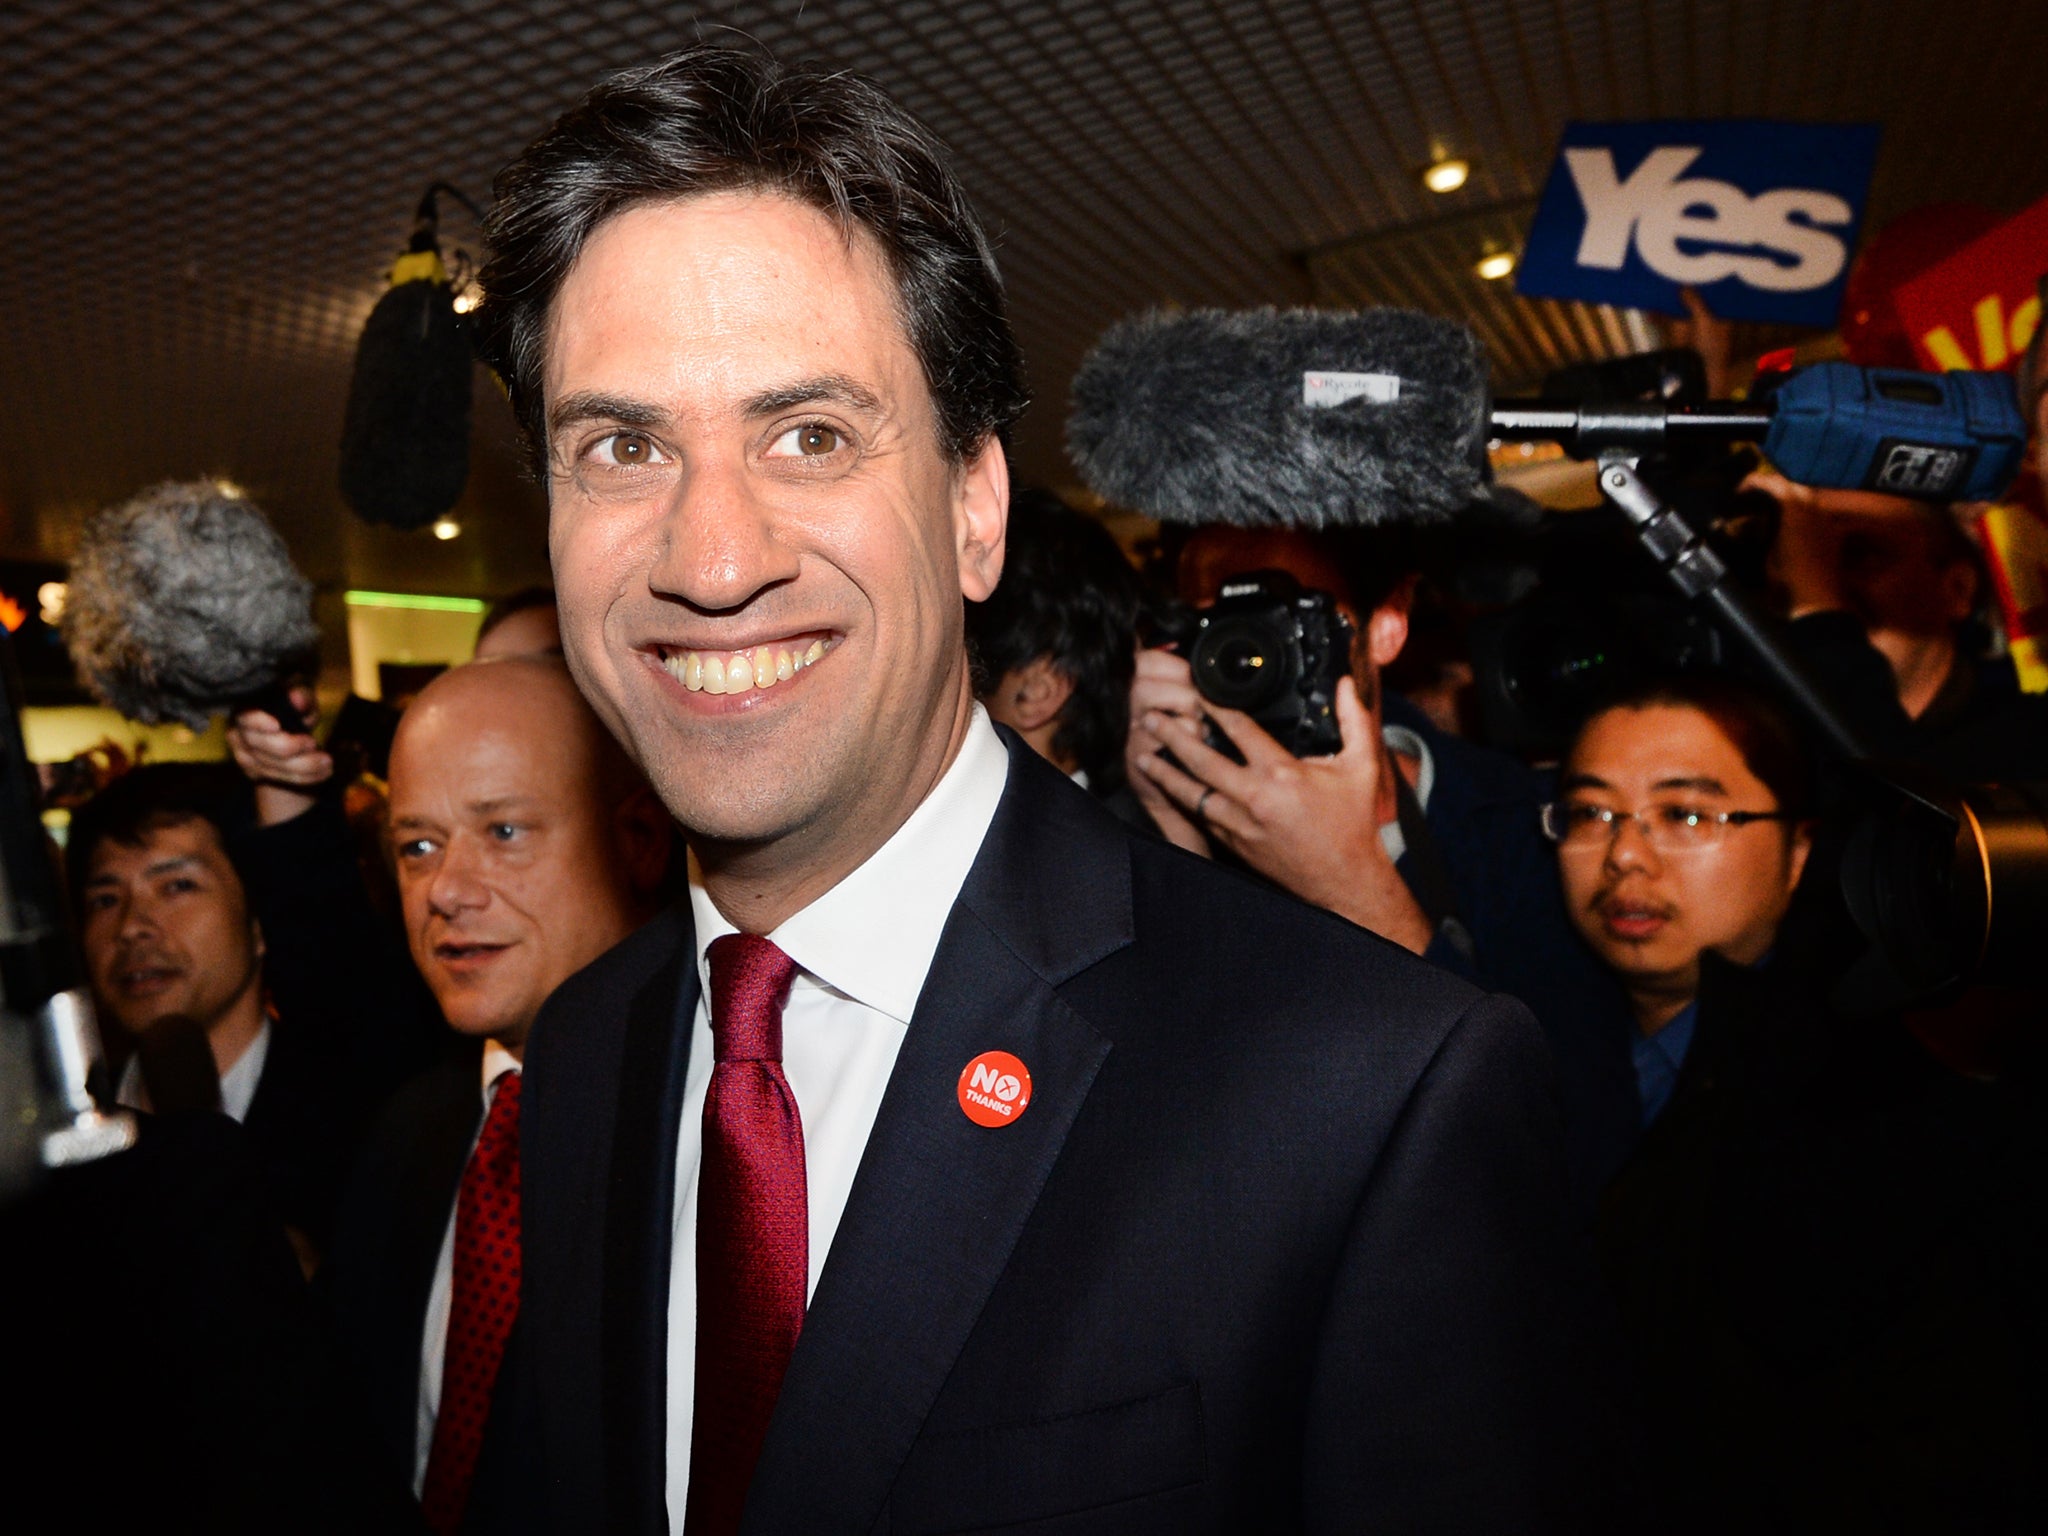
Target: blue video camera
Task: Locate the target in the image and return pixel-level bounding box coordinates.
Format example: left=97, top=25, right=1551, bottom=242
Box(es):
left=1761, top=363, right=2028, bottom=503
left=1493, top=361, right=2030, bottom=505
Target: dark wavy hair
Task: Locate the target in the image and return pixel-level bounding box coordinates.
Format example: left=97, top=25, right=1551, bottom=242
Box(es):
left=64, top=763, right=248, bottom=914
left=967, top=491, right=1140, bottom=789
left=472, top=44, right=1028, bottom=466
left=1584, top=672, right=1818, bottom=820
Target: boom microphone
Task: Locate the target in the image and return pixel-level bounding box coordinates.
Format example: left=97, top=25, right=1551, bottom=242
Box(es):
left=1067, top=307, right=1493, bottom=528
left=61, top=480, right=318, bottom=731
left=338, top=182, right=478, bottom=530
left=1070, top=304, right=2029, bottom=531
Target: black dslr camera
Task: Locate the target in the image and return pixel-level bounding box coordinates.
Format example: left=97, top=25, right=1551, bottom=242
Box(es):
left=1149, top=570, right=1355, bottom=758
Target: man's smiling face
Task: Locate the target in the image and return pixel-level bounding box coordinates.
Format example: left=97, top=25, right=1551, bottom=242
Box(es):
left=541, top=191, right=1006, bottom=880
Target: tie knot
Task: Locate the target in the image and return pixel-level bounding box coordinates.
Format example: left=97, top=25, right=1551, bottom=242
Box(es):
left=707, top=933, right=800, bottom=1063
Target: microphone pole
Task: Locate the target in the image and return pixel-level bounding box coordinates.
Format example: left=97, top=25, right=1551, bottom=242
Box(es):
left=1490, top=401, right=1870, bottom=763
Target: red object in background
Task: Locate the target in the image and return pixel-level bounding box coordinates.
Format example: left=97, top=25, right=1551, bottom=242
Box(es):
left=1891, top=193, right=2048, bottom=374
left=1838, top=203, right=2003, bottom=367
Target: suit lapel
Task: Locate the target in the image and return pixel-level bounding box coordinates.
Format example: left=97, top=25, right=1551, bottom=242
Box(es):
left=743, top=741, right=1134, bottom=1534
left=399, top=1049, right=485, bottom=1474
left=601, top=931, right=699, bottom=1535
left=399, top=1046, right=487, bottom=1351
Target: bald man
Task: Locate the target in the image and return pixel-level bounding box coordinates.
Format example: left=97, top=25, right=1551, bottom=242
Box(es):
left=313, top=658, right=670, bottom=1530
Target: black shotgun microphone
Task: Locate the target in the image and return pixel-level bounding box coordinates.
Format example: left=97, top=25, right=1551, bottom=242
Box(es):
left=61, top=480, right=318, bottom=732
left=338, top=182, right=478, bottom=530
left=1066, top=306, right=1496, bottom=528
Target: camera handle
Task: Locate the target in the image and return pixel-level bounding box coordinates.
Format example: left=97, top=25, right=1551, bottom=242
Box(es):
left=1595, top=455, right=1870, bottom=763
left=33, top=989, right=134, bottom=1169
left=0, top=619, right=136, bottom=1190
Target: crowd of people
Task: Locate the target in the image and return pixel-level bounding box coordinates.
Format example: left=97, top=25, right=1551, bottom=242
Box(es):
left=7, top=39, right=2048, bottom=1536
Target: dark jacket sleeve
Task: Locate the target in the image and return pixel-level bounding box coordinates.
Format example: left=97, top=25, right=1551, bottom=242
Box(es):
left=234, top=795, right=444, bottom=1105
left=0, top=1114, right=392, bottom=1533
left=1303, top=991, right=1642, bottom=1532
left=1393, top=700, right=1641, bottom=1211
left=1781, top=610, right=1916, bottom=758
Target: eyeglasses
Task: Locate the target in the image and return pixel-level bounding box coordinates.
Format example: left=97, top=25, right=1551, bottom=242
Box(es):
left=1539, top=800, right=1793, bottom=853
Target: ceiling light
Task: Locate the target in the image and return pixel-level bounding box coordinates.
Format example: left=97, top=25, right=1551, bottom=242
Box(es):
left=431, top=517, right=462, bottom=541
left=452, top=289, right=481, bottom=315
left=1422, top=158, right=1470, bottom=194
left=1475, top=250, right=1517, bottom=282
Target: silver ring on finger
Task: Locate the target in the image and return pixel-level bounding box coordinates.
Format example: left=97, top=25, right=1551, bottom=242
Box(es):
left=1195, top=786, right=1215, bottom=819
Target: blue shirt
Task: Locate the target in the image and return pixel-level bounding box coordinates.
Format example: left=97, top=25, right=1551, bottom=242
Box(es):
left=1633, top=1001, right=1699, bottom=1128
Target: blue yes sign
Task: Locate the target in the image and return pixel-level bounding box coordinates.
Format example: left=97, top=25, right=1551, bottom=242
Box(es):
left=1517, top=120, right=1882, bottom=327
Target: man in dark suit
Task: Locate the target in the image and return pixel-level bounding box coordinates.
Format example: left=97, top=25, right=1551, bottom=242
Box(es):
left=469, top=45, right=1626, bottom=1534
left=71, top=758, right=439, bottom=1258
left=315, top=656, right=672, bottom=1532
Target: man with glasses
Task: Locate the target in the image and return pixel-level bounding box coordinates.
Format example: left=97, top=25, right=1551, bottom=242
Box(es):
left=1554, top=671, right=2042, bottom=1529
left=1542, top=674, right=1813, bottom=1126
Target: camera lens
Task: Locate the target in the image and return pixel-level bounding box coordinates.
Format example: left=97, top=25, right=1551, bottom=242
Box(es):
left=1192, top=617, right=1292, bottom=710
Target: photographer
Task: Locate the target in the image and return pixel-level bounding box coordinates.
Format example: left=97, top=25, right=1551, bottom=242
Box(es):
left=1128, top=521, right=1637, bottom=1201
left=967, top=488, right=1140, bottom=793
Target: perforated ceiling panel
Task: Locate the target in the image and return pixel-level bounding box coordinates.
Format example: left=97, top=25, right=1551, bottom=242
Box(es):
left=1, top=0, right=2042, bottom=600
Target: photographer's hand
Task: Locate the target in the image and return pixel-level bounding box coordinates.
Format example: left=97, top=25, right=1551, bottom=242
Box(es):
left=226, top=686, right=332, bottom=828
left=1125, top=648, right=1217, bottom=856
left=1136, top=677, right=1434, bottom=954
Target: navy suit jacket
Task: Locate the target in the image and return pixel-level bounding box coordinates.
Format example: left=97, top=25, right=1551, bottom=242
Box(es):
left=1388, top=697, right=1641, bottom=1205
left=488, top=735, right=1629, bottom=1533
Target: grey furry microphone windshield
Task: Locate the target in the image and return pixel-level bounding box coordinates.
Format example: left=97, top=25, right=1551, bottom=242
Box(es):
left=61, top=481, right=318, bottom=729
left=1066, top=306, right=1493, bottom=528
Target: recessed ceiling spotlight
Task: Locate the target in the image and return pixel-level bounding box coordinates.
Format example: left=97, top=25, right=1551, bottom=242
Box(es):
left=1422, top=157, right=1470, bottom=194
left=431, top=517, right=462, bottom=541
left=1475, top=249, right=1517, bottom=282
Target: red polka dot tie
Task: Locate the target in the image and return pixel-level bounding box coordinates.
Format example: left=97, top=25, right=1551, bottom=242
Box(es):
left=421, top=1068, right=522, bottom=1535
left=684, top=934, right=807, bottom=1536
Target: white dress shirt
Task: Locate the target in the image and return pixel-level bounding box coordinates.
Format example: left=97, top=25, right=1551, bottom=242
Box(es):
left=414, top=1039, right=524, bottom=1494
left=114, top=1016, right=271, bottom=1123
left=664, top=706, right=1011, bottom=1522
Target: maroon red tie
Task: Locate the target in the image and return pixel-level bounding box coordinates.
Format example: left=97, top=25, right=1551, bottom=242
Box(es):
left=421, top=1068, right=523, bottom=1535
left=685, top=934, right=808, bottom=1536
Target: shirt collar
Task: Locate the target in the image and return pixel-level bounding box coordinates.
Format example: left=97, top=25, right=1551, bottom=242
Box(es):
left=480, top=1038, right=522, bottom=1098
left=217, top=1018, right=272, bottom=1124
left=688, top=705, right=1011, bottom=1025
left=1377, top=722, right=1436, bottom=864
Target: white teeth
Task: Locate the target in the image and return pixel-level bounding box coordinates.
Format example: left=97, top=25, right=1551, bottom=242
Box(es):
left=665, top=640, right=827, bottom=694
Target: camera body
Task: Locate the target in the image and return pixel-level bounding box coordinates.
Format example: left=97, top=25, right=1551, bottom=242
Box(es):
left=1151, top=570, right=1355, bottom=758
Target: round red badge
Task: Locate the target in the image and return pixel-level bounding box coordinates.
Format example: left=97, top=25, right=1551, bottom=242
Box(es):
left=957, top=1050, right=1032, bottom=1128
